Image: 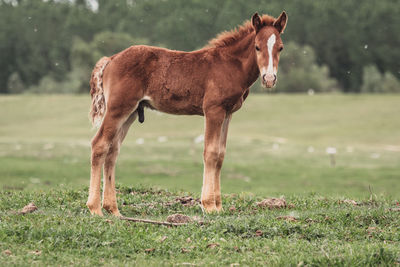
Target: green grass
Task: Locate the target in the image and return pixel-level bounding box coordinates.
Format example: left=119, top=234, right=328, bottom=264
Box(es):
left=1, top=186, right=399, bottom=265
left=0, top=94, right=399, bottom=265
left=0, top=94, right=399, bottom=196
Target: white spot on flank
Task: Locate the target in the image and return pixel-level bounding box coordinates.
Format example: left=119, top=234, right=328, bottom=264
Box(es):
left=267, top=34, right=276, bottom=74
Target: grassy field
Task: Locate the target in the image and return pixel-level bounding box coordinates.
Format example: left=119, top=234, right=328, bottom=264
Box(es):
left=0, top=94, right=399, bottom=196
left=0, top=94, right=399, bottom=265
left=1, top=186, right=399, bottom=265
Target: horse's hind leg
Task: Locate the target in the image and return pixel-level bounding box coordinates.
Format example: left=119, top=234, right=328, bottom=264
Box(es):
left=102, top=111, right=137, bottom=216
left=87, top=102, right=138, bottom=216
left=87, top=114, right=121, bottom=216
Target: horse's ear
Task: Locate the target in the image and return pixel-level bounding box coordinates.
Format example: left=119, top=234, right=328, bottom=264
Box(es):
left=251, top=13, right=262, bottom=33
left=273, top=11, right=288, bottom=34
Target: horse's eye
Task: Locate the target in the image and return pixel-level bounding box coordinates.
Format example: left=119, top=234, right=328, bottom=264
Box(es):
left=255, top=46, right=260, bottom=51
left=279, top=46, right=284, bottom=52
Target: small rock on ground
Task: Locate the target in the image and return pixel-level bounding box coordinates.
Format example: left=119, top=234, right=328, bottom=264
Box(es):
left=19, top=203, right=38, bottom=214
left=340, top=199, right=358, bottom=206
left=276, top=215, right=298, bottom=222
left=3, top=250, right=12, bottom=256
left=166, top=214, right=193, bottom=223
left=206, top=243, right=219, bottom=249
left=256, top=198, right=287, bottom=209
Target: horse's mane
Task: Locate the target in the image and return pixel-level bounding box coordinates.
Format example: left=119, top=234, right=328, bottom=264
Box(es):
left=207, top=15, right=276, bottom=48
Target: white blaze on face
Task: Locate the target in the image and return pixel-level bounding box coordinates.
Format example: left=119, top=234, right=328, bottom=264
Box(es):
left=260, top=33, right=277, bottom=82
left=266, top=33, right=276, bottom=75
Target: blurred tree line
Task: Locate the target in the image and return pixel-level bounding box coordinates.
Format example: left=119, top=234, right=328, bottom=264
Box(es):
left=1, top=0, right=399, bottom=94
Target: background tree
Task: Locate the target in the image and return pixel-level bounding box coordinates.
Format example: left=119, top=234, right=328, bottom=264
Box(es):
left=361, top=65, right=400, bottom=93
left=255, top=42, right=338, bottom=93
left=0, top=0, right=398, bottom=93
left=28, top=31, right=148, bottom=94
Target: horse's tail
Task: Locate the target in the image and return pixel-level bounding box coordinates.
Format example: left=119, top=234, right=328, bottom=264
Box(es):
left=89, top=56, right=111, bottom=128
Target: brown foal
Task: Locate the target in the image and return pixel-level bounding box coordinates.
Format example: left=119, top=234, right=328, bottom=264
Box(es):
left=86, top=12, right=288, bottom=216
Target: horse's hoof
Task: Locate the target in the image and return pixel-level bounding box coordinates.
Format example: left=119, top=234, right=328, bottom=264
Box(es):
left=87, top=202, right=103, bottom=216
left=89, top=208, right=104, bottom=216
left=109, top=210, right=122, bottom=217
left=215, top=205, right=223, bottom=212
left=201, top=202, right=219, bottom=213
left=102, top=203, right=121, bottom=217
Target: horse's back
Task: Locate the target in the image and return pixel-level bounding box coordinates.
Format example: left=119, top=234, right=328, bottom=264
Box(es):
left=102, top=45, right=211, bottom=115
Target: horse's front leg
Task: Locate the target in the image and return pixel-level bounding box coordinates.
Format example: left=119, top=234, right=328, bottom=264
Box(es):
left=201, top=107, right=227, bottom=213
left=214, top=114, right=231, bottom=211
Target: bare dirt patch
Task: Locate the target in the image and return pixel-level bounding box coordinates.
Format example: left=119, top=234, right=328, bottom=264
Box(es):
left=30, top=250, right=42, bottom=256
left=19, top=203, right=38, bottom=214
left=255, top=230, right=263, bottom=236
left=339, top=199, right=358, bottom=206
left=276, top=215, right=298, bottom=222
left=144, top=248, right=155, bottom=253
left=206, top=243, right=220, bottom=249
left=2, top=250, right=11, bottom=256
left=175, top=196, right=200, bottom=206
left=256, top=198, right=287, bottom=209
left=166, top=214, right=193, bottom=224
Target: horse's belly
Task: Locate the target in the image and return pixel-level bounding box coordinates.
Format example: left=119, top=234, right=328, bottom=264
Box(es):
left=147, top=89, right=204, bottom=116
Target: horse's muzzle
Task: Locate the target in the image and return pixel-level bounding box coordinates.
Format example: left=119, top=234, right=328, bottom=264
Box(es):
left=262, top=74, right=277, bottom=88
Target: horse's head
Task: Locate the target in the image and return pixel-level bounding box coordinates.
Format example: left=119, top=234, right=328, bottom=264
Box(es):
left=252, top=12, right=288, bottom=88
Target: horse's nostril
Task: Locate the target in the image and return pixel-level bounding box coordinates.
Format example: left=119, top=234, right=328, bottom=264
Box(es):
left=262, top=74, right=266, bottom=82
left=273, top=74, right=277, bottom=83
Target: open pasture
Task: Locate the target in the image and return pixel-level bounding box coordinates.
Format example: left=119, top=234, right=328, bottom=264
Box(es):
left=0, top=94, right=399, bottom=197
left=1, top=186, right=399, bottom=266
left=0, top=94, right=399, bottom=265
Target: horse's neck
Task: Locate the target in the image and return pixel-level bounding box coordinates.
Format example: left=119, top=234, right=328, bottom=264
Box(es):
left=220, top=33, right=259, bottom=88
